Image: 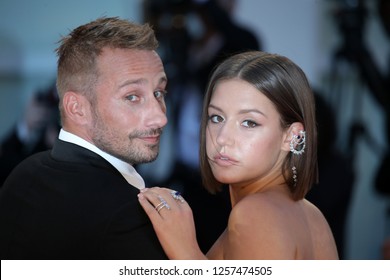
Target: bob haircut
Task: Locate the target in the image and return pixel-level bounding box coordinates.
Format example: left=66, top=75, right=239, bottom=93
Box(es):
left=199, top=51, right=318, bottom=200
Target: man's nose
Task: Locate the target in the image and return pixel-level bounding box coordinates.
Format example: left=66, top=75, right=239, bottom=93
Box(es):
left=145, top=98, right=168, bottom=128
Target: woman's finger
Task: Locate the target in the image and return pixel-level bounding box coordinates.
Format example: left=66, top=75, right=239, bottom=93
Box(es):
left=148, top=187, right=186, bottom=208
left=138, top=189, right=170, bottom=222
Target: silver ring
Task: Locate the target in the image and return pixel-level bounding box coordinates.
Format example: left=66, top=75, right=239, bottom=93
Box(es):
left=171, top=190, right=185, bottom=203
left=155, top=196, right=170, bottom=213
left=156, top=203, right=169, bottom=213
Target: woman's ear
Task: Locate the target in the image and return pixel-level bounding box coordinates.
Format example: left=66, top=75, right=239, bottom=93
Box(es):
left=281, top=122, right=305, bottom=152
left=62, top=92, right=90, bottom=125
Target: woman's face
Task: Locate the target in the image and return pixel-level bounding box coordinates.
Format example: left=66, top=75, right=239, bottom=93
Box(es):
left=206, top=78, right=289, bottom=188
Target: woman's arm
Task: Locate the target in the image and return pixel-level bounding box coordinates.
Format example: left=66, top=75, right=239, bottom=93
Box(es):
left=138, top=187, right=207, bottom=260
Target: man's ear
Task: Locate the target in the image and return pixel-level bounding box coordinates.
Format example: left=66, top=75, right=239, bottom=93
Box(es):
left=281, top=122, right=305, bottom=152
left=62, top=91, right=90, bottom=125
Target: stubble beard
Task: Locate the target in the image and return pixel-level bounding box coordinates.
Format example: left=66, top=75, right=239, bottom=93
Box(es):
left=90, top=112, right=161, bottom=165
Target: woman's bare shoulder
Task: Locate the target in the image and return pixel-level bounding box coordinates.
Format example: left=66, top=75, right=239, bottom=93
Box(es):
left=301, top=199, right=339, bottom=259
left=225, top=193, right=339, bottom=259
left=301, top=199, right=332, bottom=230
left=225, top=193, right=296, bottom=259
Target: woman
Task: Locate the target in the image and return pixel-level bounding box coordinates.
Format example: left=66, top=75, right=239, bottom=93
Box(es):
left=138, top=51, right=339, bottom=260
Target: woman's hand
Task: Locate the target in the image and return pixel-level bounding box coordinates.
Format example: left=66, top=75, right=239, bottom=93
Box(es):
left=138, top=187, right=207, bottom=260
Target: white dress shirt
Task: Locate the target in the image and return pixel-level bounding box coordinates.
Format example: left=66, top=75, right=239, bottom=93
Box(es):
left=59, top=129, right=145, bottom=190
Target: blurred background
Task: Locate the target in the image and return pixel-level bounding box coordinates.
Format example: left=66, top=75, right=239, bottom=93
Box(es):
left=0, top=0, right=389, bottom=259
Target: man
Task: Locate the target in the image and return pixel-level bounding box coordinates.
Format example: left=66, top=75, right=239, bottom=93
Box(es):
left=0, top=17, right=168, bottom=259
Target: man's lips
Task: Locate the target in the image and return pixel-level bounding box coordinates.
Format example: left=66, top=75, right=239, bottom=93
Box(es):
left=139, top=135, right=161, bottom=143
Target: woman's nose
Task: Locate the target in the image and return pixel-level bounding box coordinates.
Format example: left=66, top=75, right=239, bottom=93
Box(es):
left=215, top=121, right=235, bottom=147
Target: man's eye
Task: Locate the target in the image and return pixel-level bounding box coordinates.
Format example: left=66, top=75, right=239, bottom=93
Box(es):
left=242, top=120, right=258, bottom=128
left=154, top=90, right=167, bottom=99
left=126, top=95, right=140, bottom=102
left=209, top=115, right=224, bottom=123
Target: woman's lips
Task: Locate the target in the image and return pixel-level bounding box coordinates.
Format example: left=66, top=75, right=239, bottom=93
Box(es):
left=213, top=154, right=238, bottom=166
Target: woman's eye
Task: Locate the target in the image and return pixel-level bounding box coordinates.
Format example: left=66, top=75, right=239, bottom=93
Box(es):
left=126, top=95, right=140, bottom=102
left=154, top=90, right=167, bottom=99
left=209, top=115, right=224, bottom=123
left=242, top=120, right=258, bottom=128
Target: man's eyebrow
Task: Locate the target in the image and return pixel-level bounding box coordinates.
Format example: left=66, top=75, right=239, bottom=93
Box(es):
left=118, top=78, right=145, bottom=89
left=157, top=75, right=168, bottom=87
left=118, top=75, right=168, bottom=89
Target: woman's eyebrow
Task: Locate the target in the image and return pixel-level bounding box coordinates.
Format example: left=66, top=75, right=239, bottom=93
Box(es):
left=208, top=104, right=267, bottom=118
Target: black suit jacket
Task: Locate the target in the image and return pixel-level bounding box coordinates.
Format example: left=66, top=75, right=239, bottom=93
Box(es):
left=0, top=139, right=167, bottom=260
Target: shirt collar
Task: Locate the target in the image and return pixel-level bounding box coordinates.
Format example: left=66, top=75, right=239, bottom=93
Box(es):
left=58, top=129, right=145, bottom=190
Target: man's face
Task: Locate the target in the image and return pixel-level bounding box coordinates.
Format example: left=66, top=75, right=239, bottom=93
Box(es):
left=89, top=47, right=168, bottom=165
